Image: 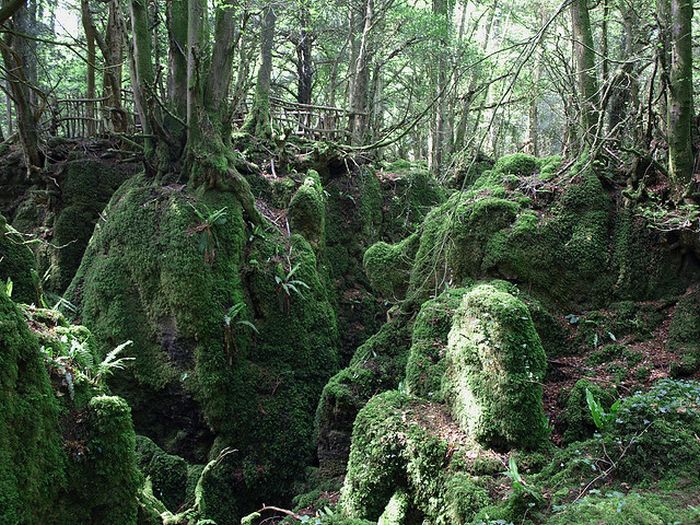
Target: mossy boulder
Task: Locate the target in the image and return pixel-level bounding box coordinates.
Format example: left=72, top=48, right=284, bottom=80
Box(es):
left=136, top=435, right=189, bottom=512
left=442, top=284, right=548, bottom=450
left=362, top=233, right=419, bottom=300
left=0, top=213, right=39, bottom=304
left=376, top=161, right=446, bottom=241
left=67, top=176, right=339, bottom=521
left=315, top=318, right=412, bottom=478
left=0, top=288, right=143, bottom=524
left=340, top=391, right=490, bottom=524
left=0, top=287, right=64, bottom=523
left=289, top=169, right=326, bottom=249
left=492, top=153, right=540, bottom=177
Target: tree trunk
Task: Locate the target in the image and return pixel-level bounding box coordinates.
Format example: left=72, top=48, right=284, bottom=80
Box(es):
left=429, top=0, right=450, bottom=175
left=296, top=0, right=313, bottom=105
left=129, top=0, right=155, bottom=158
left=666, top=0, right=694, bottom=199
left=1, top=1, right=42, bottom=175
left=80, top=0, right=97, bottom=135
left=243, top=2, right=276, bottom=139
left=349, top=0, right=373, bottom=145
left=102, top=0, right=127, bottom=132
left=571, top=0, right=598, bottom=148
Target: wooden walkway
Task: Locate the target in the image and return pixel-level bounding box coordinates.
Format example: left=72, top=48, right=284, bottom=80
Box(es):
left=48, top=92, right=354, bottom=143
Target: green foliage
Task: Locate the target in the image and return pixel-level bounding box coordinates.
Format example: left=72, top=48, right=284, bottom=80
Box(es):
left=190, top=204, right=229, bottom=263
left=585, top=388, right=621, bottom=431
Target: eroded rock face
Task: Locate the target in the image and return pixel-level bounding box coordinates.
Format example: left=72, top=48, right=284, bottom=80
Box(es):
left=442, top=284, right=548, bottom=451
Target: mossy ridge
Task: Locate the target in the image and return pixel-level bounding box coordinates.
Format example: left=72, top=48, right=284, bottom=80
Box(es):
left=136, top=435, right=189, bottom=512
left=376, top=160, right=446, bottom=242
left=392, top=158, right=692, bottom=312
left=67, top=175, right=340, bottom=521
left=0, top=287, right=65, bottom=524
left=0, top=212, right=39, bottom=304
left=362, top=233, right=419, bottom=301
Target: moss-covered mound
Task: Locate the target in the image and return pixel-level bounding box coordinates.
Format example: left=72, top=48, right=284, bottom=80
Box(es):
left=136, top=435, right=189, bottom=512
left=0, top=288, right=144, bottom=525
left=0, top=287, right=65, bottom=523
left=67, top=175, right=339, bottom=521
left=0, top=213, right=39, bottom=304
left=316, top=318, right=413, bottom=478
left=442, top=284, right=548, bottom=450
left=340, top=391, right=492, bottom=524
left=48, top=159, right=134, bottom=292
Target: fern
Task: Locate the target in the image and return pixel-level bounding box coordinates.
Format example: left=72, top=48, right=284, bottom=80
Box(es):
left=90, top=340, right=135, bottom=386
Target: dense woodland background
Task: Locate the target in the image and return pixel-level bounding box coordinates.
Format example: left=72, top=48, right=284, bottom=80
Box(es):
left=1, top=0, right=700, bottom=524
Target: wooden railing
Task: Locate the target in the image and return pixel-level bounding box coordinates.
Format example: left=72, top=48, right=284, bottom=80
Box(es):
left=269, top=97, right=352, bottom=142
left=49, top=92, right=353, bottom=143
left=48, top=90, right=138, bottom=138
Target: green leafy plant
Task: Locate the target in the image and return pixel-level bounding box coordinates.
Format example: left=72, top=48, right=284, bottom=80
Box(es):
left=224, top=302, right=259, bottom=334
left=4, top=277, right=12, bottom=298
left=189, top=204, right=228, bottom=263
left=504, top=456, right=541, bottom=503
left=586, top=388, right=621, bottom=431
left=89, top=341, right=136, bottom=387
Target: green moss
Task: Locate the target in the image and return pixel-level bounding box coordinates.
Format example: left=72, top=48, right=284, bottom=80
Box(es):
left=668, top=287, right=700, bottom=376
left=493, top=153, right=540, bottom=177
left=0, top=288, right=65, bottom=523
left=406, top=193, right=519, bottom=304
left=62, top=396, right=142, bottom=524
left=289, top=170, right=326, bottom=249
left=68, top=176, right=340, bottom=521
left=543, top=491, right=700, bottom=524
left=46, top=159, right=134, bottom=293
left=136, top=435, right=188, bottom=512
left=538, top=155, right=562, bottom=180
left=378, top=164, right=446, bottom=241
left=363, top=233, right=419, bottom=300
left=442, top=284, right=549, bottom=450
left=559, top=379, right=615, bottom=445
left=404, top=288, right=468, bottom=401
left=340, top=391, right=491, bottom=524
left=0, top=213, right=39, bottom=304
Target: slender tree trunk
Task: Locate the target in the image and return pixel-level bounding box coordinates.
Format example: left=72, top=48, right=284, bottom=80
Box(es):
left=296, top=0, right=313, bottom=105
left=129, top=0, right=155, bottom=158
left=103, top=0, right=127, bottom=132
left=429, top=0, right=450, bottom=175
left=244, top=2, right=276, bottom=139
left=665, top=0, right=694, bottom=199
left=80, top=0, right=97, bottom=135
left=571, top=0, right=599, bottom=148
left=349, top=0, right=373, bottom=145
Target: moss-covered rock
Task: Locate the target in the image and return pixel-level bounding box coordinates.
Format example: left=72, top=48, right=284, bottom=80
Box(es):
left=67, top=176, right=339, bottom=521
left=340, top=391, right=491, bottom=524
left=316, top=318, right=413, bottom=478
left=289, top=169, right=326, bottom=250
left=442, top=284, right=548, bottom=450
left=362, top=233, right=419, bottom=300
left=0, top=287, right=64, bottom=523
left=136, top=435, right=189, bottom=512
left=492, top=153, right=540, bottom=177
left=0, top=213, right=39, bottom=304
left=0, top=288, right=143, bottom=524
